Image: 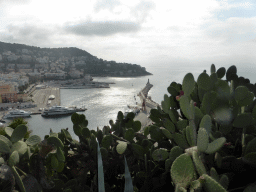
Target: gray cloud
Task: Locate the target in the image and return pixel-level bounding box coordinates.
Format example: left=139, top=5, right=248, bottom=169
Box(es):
left=0, top=24, right=56, bottom=46
left=94, top=0, right=120, bottom=12
left=131, top=1, right=156, bottom=23
left=64, top=21, right=141, bottom=36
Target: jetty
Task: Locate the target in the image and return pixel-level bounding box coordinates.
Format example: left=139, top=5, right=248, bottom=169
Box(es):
left=134, top=79, right=160, bottom=129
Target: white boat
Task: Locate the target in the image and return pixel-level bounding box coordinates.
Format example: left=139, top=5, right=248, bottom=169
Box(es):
left=3, top=109, right=32, bottom=119
left=41, top=106, right=76, bottom=117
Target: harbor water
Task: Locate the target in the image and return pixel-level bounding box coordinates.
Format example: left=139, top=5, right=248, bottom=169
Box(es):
left=4, top=65, right=256, bottom=140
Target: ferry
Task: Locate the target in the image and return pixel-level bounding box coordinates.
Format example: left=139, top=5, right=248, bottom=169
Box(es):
left=41, top=106, right=77, bottom=117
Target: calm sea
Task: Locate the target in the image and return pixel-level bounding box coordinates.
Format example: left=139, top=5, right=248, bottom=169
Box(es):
left=4, top=65, right=256, bottom=140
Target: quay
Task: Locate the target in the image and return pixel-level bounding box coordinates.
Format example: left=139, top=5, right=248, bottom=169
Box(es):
left=0, top=86, right=86, bottom=120
left=134, top=79, right=160, bottom=130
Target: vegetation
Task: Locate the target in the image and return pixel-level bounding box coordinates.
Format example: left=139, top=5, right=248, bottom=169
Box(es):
left=0, top=64, right=256, bottom=191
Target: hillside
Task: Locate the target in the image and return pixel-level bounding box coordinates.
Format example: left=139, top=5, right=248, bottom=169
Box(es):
left=0, top=41, right=152, bottom=77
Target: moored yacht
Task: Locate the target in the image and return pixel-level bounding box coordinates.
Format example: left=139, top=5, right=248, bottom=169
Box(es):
left=41, top=106, right=76, bottom=117
left=3, top=109, right=32, bottom=119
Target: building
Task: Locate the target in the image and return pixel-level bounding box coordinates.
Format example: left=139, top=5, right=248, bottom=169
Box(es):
left=0, top=85, right=12, bottom=93
left=0, top=92, right=18, bottom=103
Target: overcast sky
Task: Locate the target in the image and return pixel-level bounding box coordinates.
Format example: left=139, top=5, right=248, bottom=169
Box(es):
left=0, top=0, right=255, bottom=68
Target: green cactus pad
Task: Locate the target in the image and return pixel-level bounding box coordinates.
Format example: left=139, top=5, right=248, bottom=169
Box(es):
left=116, top=141, right=128, bottom=154
left=10, top=141, right=28, bottom=156
left=202, top=174, right=227, bottom=192
left=226, top=65, right=237, bottom=81
left=47, top=136, right=64, bottom=150
left=172, top=133, right=190, bottom=149
left=0, top=135, right=12, bottom=148
left=171, top=153, right=196, bottom=188
left=10, top=124, right=27, bottom=143
left=211, top=64, right=216, bottom=74
left=169, top=109, right=179, bottom=124
left=25, top=135, right=41, bottom=146
left=4, top=127, right=14, bottom=137
left=182, top=73, right=195, bottom=96
left=192, top=151, right=207, bottom=176
left=163, top=118, right=175, bottom=133
left=132, top=143, right=145, bottom=159
left=152, top=148, right=169, bottom=161
left=168, top=86, right=179, bottom=97
left=124, top=128, right=135, bottom=142
left=190, top=179, right=202, bottom=191
left=205, top=137, right=226, bottom=154
left=210, top=167, right=219, bottom=181
left=175, top=185, right=187, bottom=192
left=197, top=128, right=209, bottom=152
left=197, top=72, right=212, bottom=91
left=238, top=91, right=254, bottom=107
left=56, top=147, right=65, bottom=162
left=8, top=150, right=19, bottom=167
left=244, top=138, right=256, bottom=155
left=132, top=121, right=141, bottom=132
left=165, top=158, right=172, bottom=171
left=61, top=129, right=72, bottom=141
left=219, top=124, right=233, bottom=135
left=185, top=126, right=193, bottom=146
left=117, top=111, right=124, bottom=120
left=215, top=152, right=222, bottom=168
left=199, top=115, right=212, bottom=135
left=194, top=106, right=204, bottom=127
left=180, top=95, right=192, bottom=120
left=161, top=101, right=169, bottom=114
left=100, top=147, right=108, bottom=159
left=210, top=72, right=218, bottom=85
left=160, top=127, right=173, bottom=139
left=176, top=120, right=188, bottom=132
left=216, top=67, right=226, bottom=79
left=201, top=91, right=217, bottom=115
left=148, top=126, right=164, bottom=142
left=233, top=113, right=252, bottom=128
left=214, top=80, right=230, bottom=100
left=252, top=105, right=256, bottom=119
left=90, top=134, right=97, bottom=152
left=73, top=124, right=82, bottom=136
left=0, top=140, right=11, bottom=153
left=150, top=109, right=161, bottom=118
left=219, top=174, right=229, bottom=190
left=101, top=135, right=112, bottom=149
left=81, top=127, right=91, bottom=139
left=169, top=146, right=184, bottom=162
left=170, top=96, right=178, bottom=109
left=51, top=155, right=59, bottom=170
left=234, top=86, right=249, bottom=101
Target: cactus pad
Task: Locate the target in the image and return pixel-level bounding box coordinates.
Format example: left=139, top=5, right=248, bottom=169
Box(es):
left=56, top=147, right=65, bottom=162
left=219, top=174, right=229, bottom=190
left=169, top=109, right=179, bottom=124
left=116, top=141, right=128, bottom=154
left=216, top=67, right=226, bottom=79
left=168, top=86, right=179, bottom=96
left=210, top=167, right=219, bottom=181
left=197, top=72, right=211, bottom=90
left=199, top=115, right=212, bottom=135
left=197, top=128, right=209, bottom=152
left=205, top=137, right=226, bottom=154
left=10, top=124, right=27, bottom=143
left=4, top=127, right=14, bottom=137
left=244, top=137, right=256, bottom=155
left=10, top=141, right=28, bottom=156
left=160, top=127, right=173, bottom=139
left=192, top=151, right=207, bottom=176
left=163, top=118, right=176, bottom=133
left=0, top=140, right=11, bottom=154
left=25, top=135, right=41, bottom=146
left=182, top=73, right=195, bottom=96
left=234, top=86, right=249, bottom=101
left=169, top=146, right=184, bottom=162
left=211, top=64, right=216, bottom=74
left=0, top=135, right=12, bottom=148
left=152, top=148, right=169, bottom=161
left=180, top=95, right=192, bottom=120
left=233, top=113, right=252, bottom=128
left=101, top=135, right=112, bottom=150
left=202, top=174, right=227, bottom=192
left=170, top=153, right=196, bottom=188
left=172, top=133, right=190, bottom=149
left=8, top=150, right=19, bottom=167
left=132, top=121, right=141, bottom=132
left=47, top=136, right=64, bottom=150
